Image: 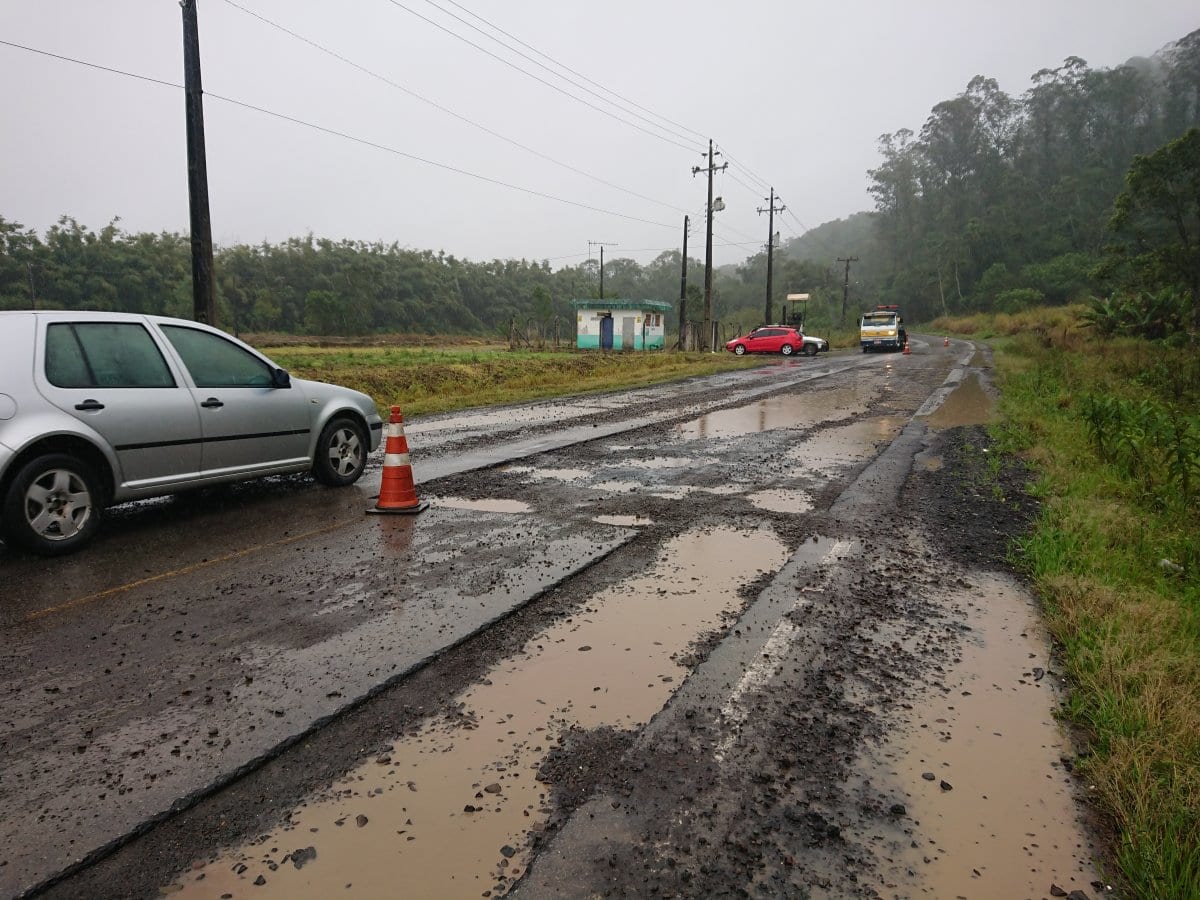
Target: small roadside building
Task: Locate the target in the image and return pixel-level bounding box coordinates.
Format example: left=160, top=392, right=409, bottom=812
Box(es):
left=572, top=299, right=671, bottom=351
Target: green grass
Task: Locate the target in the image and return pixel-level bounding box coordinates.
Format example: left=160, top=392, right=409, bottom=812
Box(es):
left=256, top=342, right=761, bottom=417
left=955, top=310, right=1200, bottom=898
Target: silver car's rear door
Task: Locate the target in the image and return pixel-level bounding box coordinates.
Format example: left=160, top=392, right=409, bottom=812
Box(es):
left=35, top=319, right=203, bottom=491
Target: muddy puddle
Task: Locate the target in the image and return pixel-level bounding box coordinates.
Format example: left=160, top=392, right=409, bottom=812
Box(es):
left=431, top=497, right=533, bottom=514
left=746, top=489, right=814, bottom=513
left=502, top=465, right=591, bottom=483
left=407, top=405, right=604, bottom=436
left=590, top=514, right=654, bottom=527
left=589, top=480, right=742, bottom=500
left=924, top=372, right=996, bottom=429
left=865, top=572, right=1101, bottom=898
left=618, top=456, right=704, bottom=470
left=787, top=416, right=907, bottom=476
left=166, top=526, right=789, bottom=899
left=673, top=387, right=871, bottom=439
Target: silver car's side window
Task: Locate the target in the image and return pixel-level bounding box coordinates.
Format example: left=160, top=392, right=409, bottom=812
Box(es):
left=160, top=325, right=273, bottom=388
left=45, top=323, right=176, bottom=388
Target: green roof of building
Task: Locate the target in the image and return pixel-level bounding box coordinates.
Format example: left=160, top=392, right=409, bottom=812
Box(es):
left=571, top=299, right=673, bottom=312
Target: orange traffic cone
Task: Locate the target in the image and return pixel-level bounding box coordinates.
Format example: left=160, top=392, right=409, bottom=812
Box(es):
left=903, top=340, right=911, bottom=355
left=368, top=405, right=429, bottom=515
left=943, top=335, right=949, bottom=347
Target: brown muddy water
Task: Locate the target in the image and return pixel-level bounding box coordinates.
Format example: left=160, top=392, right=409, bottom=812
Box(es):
left=864, top=572, right=1101, bottom=899
left=746, top=488, right=814, bottom=513
left=432, top=497, right=534, bottom=514
left=673, top=386, right=872, bottom=439
left=590, top=514, right=654, bottom=527
left=786, top=416, right=908, bottom=478
left=165, top=526, right=789, bottom=899
left=925, top=372, right=996, bottom=429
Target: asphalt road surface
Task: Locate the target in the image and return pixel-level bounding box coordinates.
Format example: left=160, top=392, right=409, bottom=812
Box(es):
left=1, top=339, right=1107, bottom=900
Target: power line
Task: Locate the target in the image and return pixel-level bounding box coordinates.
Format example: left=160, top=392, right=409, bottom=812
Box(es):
left=207, top=91, right=681, bottom=228
left=220, top=0, right=690, bottom=215
left=724, top=169, right=763, bottom=198
left=716, top=145, right=773, bottom=193
left=0, top=39, right=680, bottom=231
left=436, top=0, right=707, bottom=143
left=419, top=0, right=701, bottom=148
left=0, top=38, right=182, bottom=89
left=382, top=0, right=702, bottom=154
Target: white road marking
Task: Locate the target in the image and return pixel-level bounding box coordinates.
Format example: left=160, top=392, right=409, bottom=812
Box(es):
left=714, top=539, right=853, bottom=762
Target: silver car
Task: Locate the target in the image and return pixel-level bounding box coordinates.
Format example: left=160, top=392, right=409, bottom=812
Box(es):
left=0, top=310, right=383, bottom=555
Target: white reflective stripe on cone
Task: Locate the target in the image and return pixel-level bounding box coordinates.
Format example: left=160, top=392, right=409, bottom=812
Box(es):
left=386, top=423, right=406, bottom=437
left=383, top=453, right=411, bottom=467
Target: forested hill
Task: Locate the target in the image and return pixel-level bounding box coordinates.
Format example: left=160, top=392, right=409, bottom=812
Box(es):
left=2, top=28, right=1197, bottom=335
left=858, top=29, right=1200, bottom=324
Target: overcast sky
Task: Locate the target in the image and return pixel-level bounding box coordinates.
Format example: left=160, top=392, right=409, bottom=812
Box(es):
left=1, top=1, right=1195, bottom=268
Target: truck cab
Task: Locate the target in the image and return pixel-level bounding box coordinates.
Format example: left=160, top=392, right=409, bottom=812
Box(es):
left=859, top=305, right=907, bottom=353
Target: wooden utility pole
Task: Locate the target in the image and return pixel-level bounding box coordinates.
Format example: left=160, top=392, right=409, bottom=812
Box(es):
left=182, top=0, right=216, bottom=325
left=693, top=140, right=726, bottom=350
left=838, top=255, right=859, bottom=327
left=588, top=241, right=617, bottom=299
left=757, top=188, right=785, bottom=325
left=678, top=215, right=688, bottom=349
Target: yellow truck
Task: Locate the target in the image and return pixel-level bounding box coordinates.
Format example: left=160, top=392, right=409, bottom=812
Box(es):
left=859, top=305, right=908, bottom=353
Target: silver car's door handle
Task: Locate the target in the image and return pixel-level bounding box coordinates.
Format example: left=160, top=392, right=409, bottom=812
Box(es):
left=200, top=398, right=224, bottom=409
left=74, top=399, right=105, bottom=411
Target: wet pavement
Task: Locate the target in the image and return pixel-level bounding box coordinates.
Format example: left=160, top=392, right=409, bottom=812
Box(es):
left=0, top=511, right=631, bottom=897
left=2, top=339, right=1109, bottom=899
left=163, top=526, right=788, bottom=899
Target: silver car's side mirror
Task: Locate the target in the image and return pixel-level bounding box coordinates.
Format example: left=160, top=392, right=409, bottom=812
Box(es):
left=272, top=368, right=292, bottom=389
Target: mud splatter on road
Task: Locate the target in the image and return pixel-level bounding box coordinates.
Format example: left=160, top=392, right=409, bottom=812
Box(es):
left=164, top=527, right=789, bottom=898
left=857, top=572, right=1102, bottom=898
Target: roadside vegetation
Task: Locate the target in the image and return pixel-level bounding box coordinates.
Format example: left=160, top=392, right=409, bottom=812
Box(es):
left=936, top=305, right=1199, bottom=898
left=260, top=343, right=759, bottom=417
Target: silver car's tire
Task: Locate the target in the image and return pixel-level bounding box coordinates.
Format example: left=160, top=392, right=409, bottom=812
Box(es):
left=802, top=343, right=817, bottom=357
left=313, top=417, right=368, bottom=486
left=2, top=454, right=102, bottom=555
left=780, top=344, right=794, bottom=356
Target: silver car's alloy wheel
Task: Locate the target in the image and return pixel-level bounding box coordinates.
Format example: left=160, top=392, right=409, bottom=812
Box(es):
left=2, top=453, right=103, bottom=555
left=25, top=467, right=93, bottom=541
left=313, top=417, right=369, bottom=487
left=327, top=425, right=363, bottom=477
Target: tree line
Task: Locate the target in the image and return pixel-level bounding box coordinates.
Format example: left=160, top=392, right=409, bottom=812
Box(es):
left=863, top=28, right=1200, bottom=330
left=0, top=213, right=844, bottom=339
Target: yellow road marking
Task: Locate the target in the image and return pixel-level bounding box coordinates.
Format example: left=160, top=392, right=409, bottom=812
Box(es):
left=24, top=520, right=348, bottom=622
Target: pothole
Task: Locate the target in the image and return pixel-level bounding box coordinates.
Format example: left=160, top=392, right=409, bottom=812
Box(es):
left=503, top=466, right=592, bottom=482
left=924, top=372, right=995, bottom=429
left=165, top=526, right=789, bottom=899
left=431, top=497, right=533, bottom=514
left=673, top=388, right=870, bottom=440
left=591, top=515, right=654, bottom=527
left=788, top=416, right=907, bottom=475
left=618, top=456, right=699, bottom=470
left=746, top=489, right=814, bottom=513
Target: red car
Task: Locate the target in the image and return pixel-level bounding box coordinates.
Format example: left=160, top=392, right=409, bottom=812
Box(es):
left=725, top=326, right=805, bottom=356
